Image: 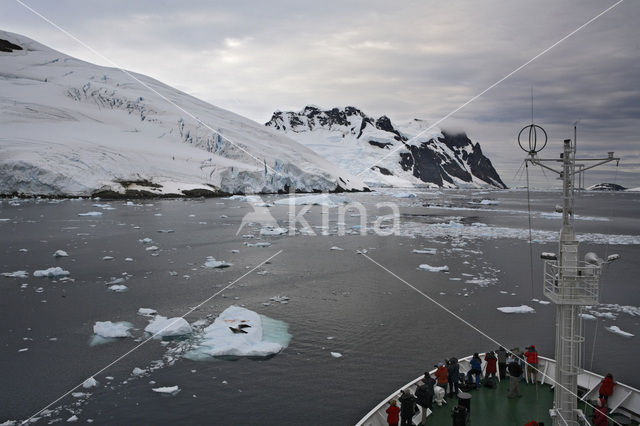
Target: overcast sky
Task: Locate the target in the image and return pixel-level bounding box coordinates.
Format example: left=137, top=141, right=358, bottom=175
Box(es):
left=2, top=0, right=639, bottom=188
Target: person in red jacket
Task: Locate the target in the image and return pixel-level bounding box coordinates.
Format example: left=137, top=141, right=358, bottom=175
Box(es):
left=524, top=345, right=539, bottom=384
left=435, top=361, right=449, bottom=389
left=386, top=399, right=400, bottom=426
left=592, top=397, right=608, bottom=426
left=485, top=351, right=498, bottom=379
left=598, top=373, right=616, bottom=400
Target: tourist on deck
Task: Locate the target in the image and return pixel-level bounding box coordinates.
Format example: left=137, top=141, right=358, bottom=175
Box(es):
left=496, top=346, right=508, bottom=379
left=386, top=399, right=400, bottom=426
left=507, top=356, right=523, bottom=398
left=435, top=361, right=449, bottom=390
left=467, top=353, right=482, bottom=386
left=512, top=347, right=526, bottom=381
left=399, top=389, right=417, bottom=426
left=415, top=380, right=434, bottom=425
left=598, top=373, right=616, bottom=401
left=524, top=345, right=539, bottom=384
left=485, top=351, right=498, bottom=380
left=447, top=357, right=460, bottom=397
left=592, top=397, right=608, bottom=426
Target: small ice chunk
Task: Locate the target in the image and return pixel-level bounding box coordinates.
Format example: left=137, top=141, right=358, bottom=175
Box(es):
left=231, top=250, right=240, bottom=253
left=132, top=367, right=146, bottom=376
left=330, top=352, right=343, bottom=358
left=66, top=415, right=78, bottom=422
left=245, top=242, right=272, bottom=247
left=19, top=248, right=29, bottom=252
left=418, top=264, right=449, bottom=272
left=152, top=386, right=180, bottom=396
left=203, top=257, right=232, bottom=269
left=145, top=316, right=192, bottom=337
left=33, top=267, right=70, bottom=277
left=497, top=305, right=536, bottom=314
left=78, top=212, right=102, bottom=216
left=108, top=284, right=128, bottom=292
left=138, top=308, right=157, bottom=317
left=579, top=313, right=596, bottom=320
left=330, top=246, right=344, bottom=251
left=412, top=248, right=437, bottom=255
left=54, top=250, right=69, bottom=257
left=479, top=199, right=499, bottom=205
left=93, top=321, right=132, bottom=338
left=393, top=192, right=417, bottom=198
left=139, top=238, right=153, bottom=244
left=605, top=326, right=634, bottom=338
left=82, top=377, right=98, bottom=389
left=18, top=348, right=28, bottom=353
left=2, top=271, right=29, bottom=278
left=145, top=246, right=159, bottom=252
left=102, top=256, right=114, bottom=261
left=124, top=258, right=134, bottom=262
left=259, top=226, right=288, bottom=236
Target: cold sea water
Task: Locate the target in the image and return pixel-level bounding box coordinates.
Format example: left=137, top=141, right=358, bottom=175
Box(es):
left=1, top=189, right=639, bottom=425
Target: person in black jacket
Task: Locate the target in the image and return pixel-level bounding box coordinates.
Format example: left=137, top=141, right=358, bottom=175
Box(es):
left=496, top=346, right=508, bottom=379
left=506, top=356, right=523, bottom=398
left=415, top=380, right=434, bottom=425
left=399, top=389, right=417, bottom=426
left=447, top=357, right=460, bottom=397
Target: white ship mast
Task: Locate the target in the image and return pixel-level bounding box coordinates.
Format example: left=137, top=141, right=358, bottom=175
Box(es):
left=518, top=126, right=619, bottom=425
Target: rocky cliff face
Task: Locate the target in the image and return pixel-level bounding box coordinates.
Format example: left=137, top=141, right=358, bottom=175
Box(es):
left=266, top=106, right=507, bottom=189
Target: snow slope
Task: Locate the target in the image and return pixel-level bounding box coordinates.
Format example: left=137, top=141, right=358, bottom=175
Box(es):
left=266, top=106, right=506, bottom=189
left=0, top=31, right=367, bottom=197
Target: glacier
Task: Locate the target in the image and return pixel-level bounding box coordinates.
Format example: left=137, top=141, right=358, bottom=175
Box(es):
left=0, top=31, right=367, bottom=197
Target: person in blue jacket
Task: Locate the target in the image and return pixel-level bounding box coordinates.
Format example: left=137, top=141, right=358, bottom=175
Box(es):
left=467, top=353, right=482, bottom=386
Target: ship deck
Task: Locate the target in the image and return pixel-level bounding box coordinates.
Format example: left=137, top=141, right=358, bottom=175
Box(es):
left=426, top=379, right=555, bottom=425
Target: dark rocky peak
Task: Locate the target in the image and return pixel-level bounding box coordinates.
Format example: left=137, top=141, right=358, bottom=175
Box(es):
left=0, top=39, right=23, bottom=53
left=344, top=106, right=365, bottom=117
left=375, top=115, right=404, bottom=141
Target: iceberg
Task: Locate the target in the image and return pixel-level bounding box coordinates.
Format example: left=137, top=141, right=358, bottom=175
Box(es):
left=93, top=321, right=132, bottom=338
left=33, top=267, right=70, bottom=277
left=185, top=306, right=291, bottom=359
left=53, top=250, right=69, bottom=257
left=605, top=326, right=634, bottom=338
left=203, top=257, right=232, bottom=269
left=152, top=386, right=180, bottom=396
left=2, top=270, right=28, bottom=278
left=418, top=264, right=449, bottom=272
left=145, top=316, right=192, bottom=337
left=497, top=305, right=536, bottom=314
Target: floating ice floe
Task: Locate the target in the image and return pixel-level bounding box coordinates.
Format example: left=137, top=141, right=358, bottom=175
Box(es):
left=479, top=199, right=499, bottom=205
left=605, top=326, right=634, bottom=338
left=274, top=194, right=350, bottom=207
left=418, top=264, right=449, bottom=272
left=93, top=321, right=132, bottom=338
left=145, top=316, right=192, bottom=337
left=152, top=385, right=180, bottom=396
left=132, top=367, right=146, bottom=376
left=259, top=226, right=288, bottom=236
left=67, top=415, right=78, bottom=422
left=185, top=305, right=291, bottom=359
left=579, top=313, right=597, bottom=320
left=92, top=203, right=115, bottom=210
left=102, top=256, right=114, bottom=261
left=53, top=250, right=68, bottom=257
left=497, top=305, right=536, bottom=314
left=138, top=308, right=157, bottom=317
left=203, top=257, right=232, bottom=269
left=330, top=352, right=343, bottom=358
left=108, top=285, right=128, bottom=292
left=145, top=246, right=159, bottom=252
left=139, top=238, right=153, bottom=244
left=33, top=267, right=70, bottom=277
left=412, top=248, right=437, bottom=255
left=82, top=377, right=98, bottom=389
left=245, top=242, right=272, bottom=247
left=78, top=212, right=102, bottom=216
left=2, top=270, right=29, bottom=278
left=330, top=246, right=344, bottom=251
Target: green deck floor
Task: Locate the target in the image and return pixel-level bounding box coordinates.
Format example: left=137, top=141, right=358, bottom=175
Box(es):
left=426, top=379, right=554, bottom=425
left=423, top=379, right=638, bottom=425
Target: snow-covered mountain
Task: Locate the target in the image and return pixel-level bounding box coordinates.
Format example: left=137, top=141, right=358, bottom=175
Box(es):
left=0, top=31, right=367, bottom=197
left=266, top=106, right=506, bottom=189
